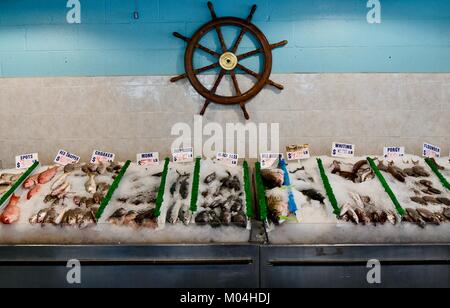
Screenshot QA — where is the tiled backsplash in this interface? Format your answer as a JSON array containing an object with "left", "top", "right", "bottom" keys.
[{"left": 0, "top": 74, "right": 448, "bottom": 168}]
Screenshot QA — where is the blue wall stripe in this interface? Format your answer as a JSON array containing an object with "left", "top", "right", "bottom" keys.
[{"left": 0, "top": 0, "right": 449, "bottom": 76}]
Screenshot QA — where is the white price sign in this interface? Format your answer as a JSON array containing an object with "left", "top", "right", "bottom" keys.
[
  {"left": 260, "top": 153, "right": 283, "bottom": 169},
  {"left": 216, "top": 152, "right": 239, "bottom": 167},
  {"left": 286, "top": 144, "right": 310, "bottom": 161},
  {"left": 383, "top": 147, "right": 405, "bottom": 159},
  {"left": 91, "top": 150, "right": 115, "bottom": 163},
  {"left": 15, "top": 153, "right": 39, "bottom": 170},
  {"left": 137, "top": 152, "right": 159, "bottom": 166},
  {"left": 423, "top": 143, "right": 441, "bottom": 158},
  {"left": 54, "top": 149, "right": 80, "bottom": 166},
  {"left": 172, "top": 147, "right": 194, "bottom": 163},
  {"left": 332, "top": 142, "right": 355, "bottom": 158}
]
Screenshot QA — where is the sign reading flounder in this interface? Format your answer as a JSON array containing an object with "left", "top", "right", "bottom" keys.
[
  {"left": 137, "top": 152, "right": 159, "bottom": 166},
  {"left": 423, "top": 143, "right": 441, "bottom": 158},
  {"left": 54, "top": 149, "right": 80, "bottom": 166},
  {"left": 332, "top": 142, "right": 355, "bottom": 158},
  {"left": 15, "top": 153, "right": 39, "bottom": 170},
  {"left": 91, "top": 150, "right": 115, "bottom": 163}
]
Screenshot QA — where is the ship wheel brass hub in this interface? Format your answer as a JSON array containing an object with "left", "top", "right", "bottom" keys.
[
  {"left": 219, "top": 52, "right": 238, "bottom": 71},
  {"left": 171, "top": 2, "right": 288, "bottom": 120}
]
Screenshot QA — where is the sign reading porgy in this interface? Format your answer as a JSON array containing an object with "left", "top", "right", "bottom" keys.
[
  {"left": 91, "top": 150, "right": 115, "bottom": 164},
  {"left": 383, "top": 147, "right": 405, "bottom": 159},
  {"left": 54, "top": 149, "right": 80, "bottom": 166}
]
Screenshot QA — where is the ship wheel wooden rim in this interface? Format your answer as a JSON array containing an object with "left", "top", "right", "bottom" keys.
[
  {"left": 186, "top": 17, "right": 272, "bottom": 106},
  {"left": 171, "top": 2, "right": 287, "bottom": 120}
]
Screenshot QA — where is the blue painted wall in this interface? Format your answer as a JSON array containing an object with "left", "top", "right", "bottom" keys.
[{"left": 0, "top": 0, "right": 449, "bottom": 76}]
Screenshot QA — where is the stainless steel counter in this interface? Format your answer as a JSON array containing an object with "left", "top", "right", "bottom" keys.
[
  {"left": 0, "top": 219, "right": 448, "bottom": 288},
  {"left": 260, "top": 244, "right": 450, "bottom": 288},
  {"left": 0, "top": 244, "right": 260, "bottom": 288}
]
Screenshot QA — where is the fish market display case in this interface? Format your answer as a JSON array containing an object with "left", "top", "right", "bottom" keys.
[
  {"left": 255, "top": 157, "right": 450, "bottom": 288},
  {"left": 260, "top": 244, "right": 450, "bottom": 288},
  {"left": 0, "top": 243, "right": 261, "bottom": 288},
  {"left": 0, "top": 160, "right": 263, "bottom": 288}
]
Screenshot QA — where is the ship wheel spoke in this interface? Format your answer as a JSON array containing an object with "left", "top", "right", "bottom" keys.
[
  {"left": 237, "top": 40, "right": 288, "bottom": 60},
  {"left": 207, "top": 2, "right": 228, "bottom": 53},
  {"left": 215, "top": 25, "right": 228, "bottom": 53},
  {"left": 200, "top": 69, "right": 226, "bottom": 116},
  {"left": 172, "top": 2, "right": 288, "bottom": 120},
  {"left": 171, "top": 62, "right": 220, "bottom": 83},
  {"left": 230, "top": 5, "right": 257, "bottom": 54},
  {"left": 230, "top": 70, "right": 241, "bottom": 96},
  {"left": 173, "top": 32, "right": 220, "bottom": 58},
  {"left": 230, "top": 70, "right": 250, "bottom": 120},
  {"left": 236, "top": 64, "right": 284, "bottom": 90}
]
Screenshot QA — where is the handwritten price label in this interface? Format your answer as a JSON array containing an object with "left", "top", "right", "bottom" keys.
[
  {"left": 332, "top": 142, "right": 355, "bottom": 158},
  {"left": 15, "top": 153, "right": 39, "bottom": 170},
  {"left": 137, "top": 152, "right": 159, "bottom": 166},
  {"left": 216, "top": 152, "right": 239, "bottom": 167},
  {"left": 383, "top": 147, "right": 405, "bottom": 159},
  {"left": 91, "top": 150, "right": 115, "bottom": 163},
  {"left": 54, "top": 149, "right": 80, "bottom": 166},
  {"left": 260, "top": 153, "right": 284, "bottom": 169},
  {"left": 172, "top": 148, "right": 194, "bottom": 163},
  {"left": 423, "top": 143, "right": 441, "bottom": 158},
  {"left": 286, "top": 144, "right": 310, "bottom": 161}
]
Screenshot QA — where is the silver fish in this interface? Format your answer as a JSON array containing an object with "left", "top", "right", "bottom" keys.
[
  {"left": 85, "top": 174, "right": 97, "bottom": 194},
  {"left": 0, "top": 185, "right": 10, "bottom": 195},
  {"left": 51, "top": 181, "right": 70, "bottom": 197},
  {"left": 108, "top": 208, "right": 127, "bottom": 225},
  {"left": 79, "top": 210, "right": 96, "bottom": 229},
  {"left": 51, "top": 174, "right": 68, "bottom": 191},
  {"left": 96, "top": 162, "right": 107, "bottom": 175},
  {"left": 179, "top": 202, "right": 192, "bottom": 225},
  {"left": 168, "top": 199, "right": 183, "bottom": 224},
  {"left": 29, "top": 208, "right": 50, "bottom": 225},
  {"left": 340, "top": 202, "right": 359, "bottom": 224}
]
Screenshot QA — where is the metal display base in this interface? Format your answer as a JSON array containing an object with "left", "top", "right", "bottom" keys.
[
  {"left": 0, "top": 220, "right": 448, "bottom": 288},
  {"left": 0, "top": 244, "right": 260, "bottom": 288},
  {"left": 260, "top": 244, "right": 450, "bottom": 288}
]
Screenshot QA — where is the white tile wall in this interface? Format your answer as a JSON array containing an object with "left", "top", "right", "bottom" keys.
[{"left": 0, "top": 74, "right": 448, "bottom": 167}]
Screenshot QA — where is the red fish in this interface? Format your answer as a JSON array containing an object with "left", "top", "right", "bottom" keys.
[
  {"left": 0, "top": 194, "right": 21, "bottom": 224},
  {"left": 27, "top": 185, "right": 41, "bottom": 200},
  {"left": 38, "top": 166, "right": 58, "bottom": 184},
  {"left": 23, "top": 174, "right": 39, "bottom": 189}
]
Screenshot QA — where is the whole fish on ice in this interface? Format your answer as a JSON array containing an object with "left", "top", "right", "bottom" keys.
[
  {"left": 0, "top": 194, "right": 21, "bottom": 224},
  {"left": 38, "top": 166, "right": 59, "bottom": 184}
]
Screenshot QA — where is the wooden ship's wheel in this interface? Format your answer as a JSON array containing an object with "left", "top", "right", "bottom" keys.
[{"left": 171, "top": 2, "right": 288, "bottom": 120}]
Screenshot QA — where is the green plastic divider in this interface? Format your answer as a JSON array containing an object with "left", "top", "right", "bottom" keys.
[
  {"left": 316, "top": 158, "right": 341, "bottom": 217},
  {"left": 425, "top": 158, "right": 450, "bottom": 191},
  {"left": 0, "top": 161, "right": 40, "bottom": 209},
  {"left": 243, "top": 161, "right": 254, "bottom": 219},
  {"left": 189, "top": 157, "right": 201, "bottom": 213},
  {"left": 96, "top": 160, "right": 131, "bottom": 220},
  {"left": 254, "top": 162, "right": 268, "bottom": 221},
  {"left": 367, "top": 157, "right": 405, "bottom": 217},
  {"left": 155, "top": 158, "right": 170, "bottom": 217}
]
